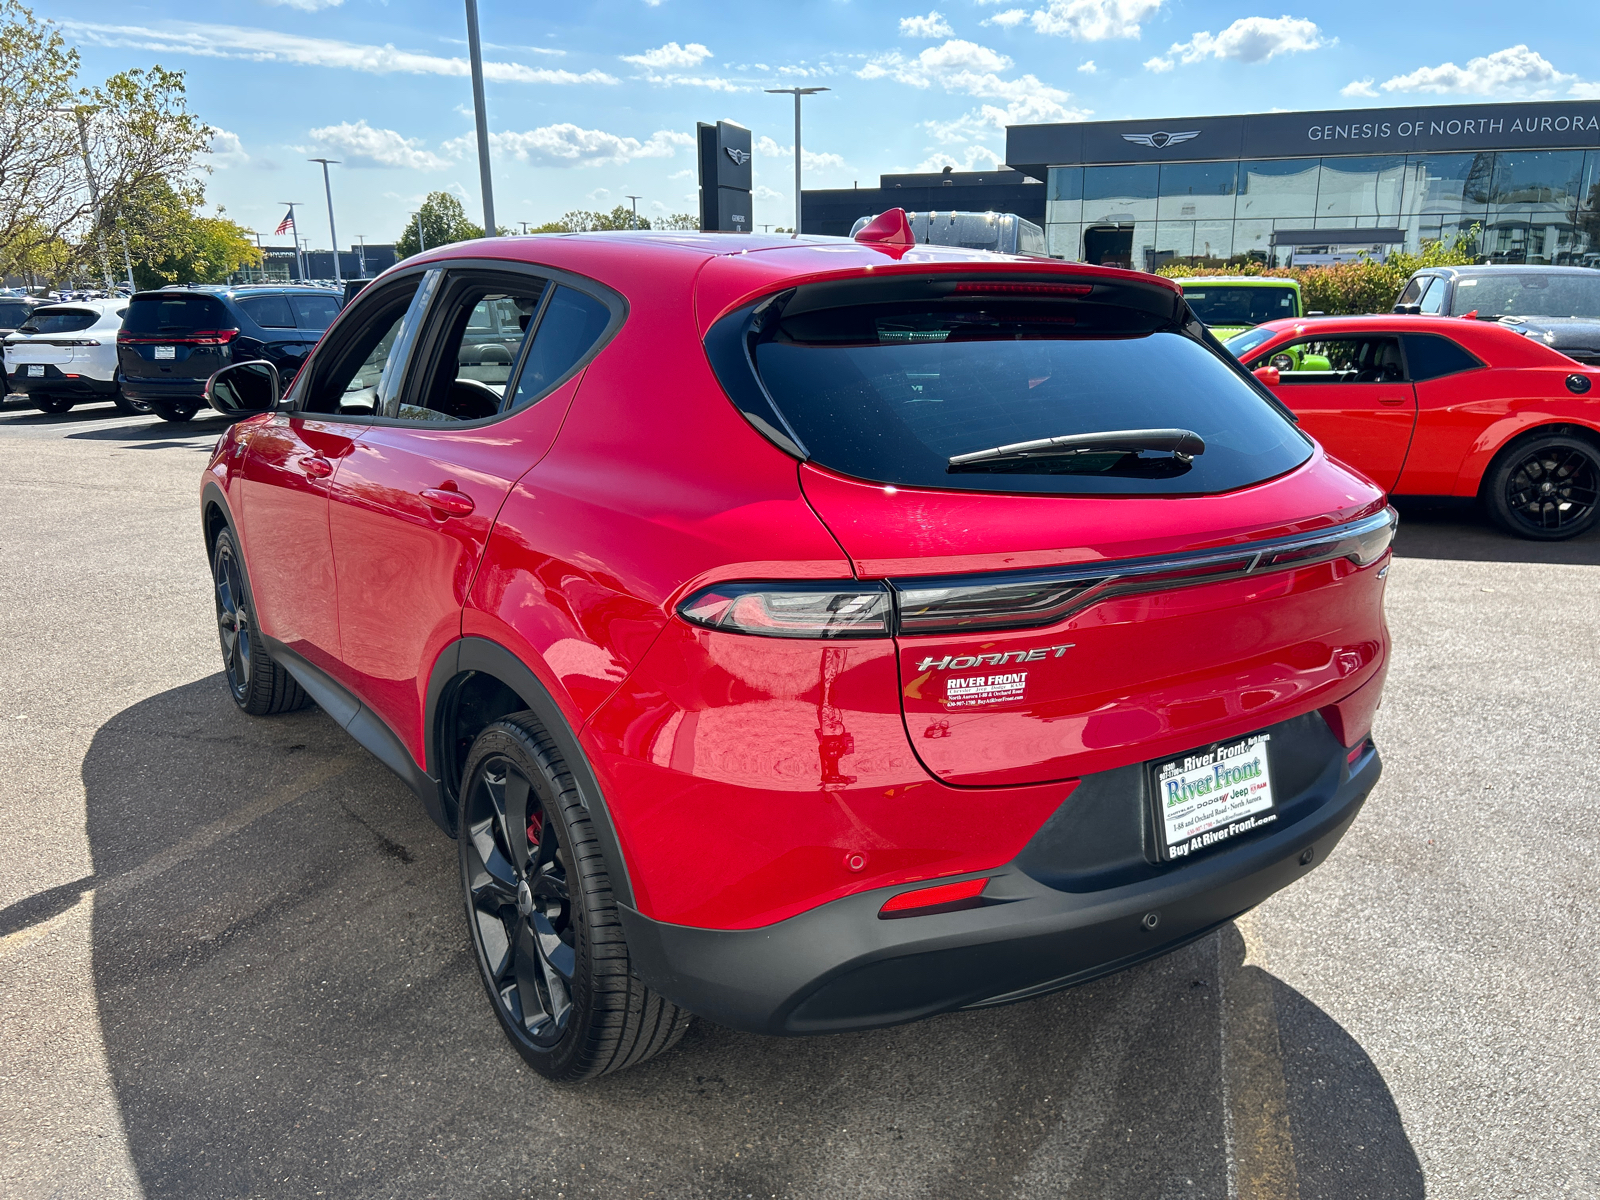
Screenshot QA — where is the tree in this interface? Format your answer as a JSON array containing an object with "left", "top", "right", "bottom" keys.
[
  {"left": 0, "top": 2, "right": 211, "bottom": 284},
  {"left": 114, "top": 181, "right": 259, "bottom": 287},
  {"left": 396, "top": 192, "right": 485, "bottom": 258},
  {"left": 654, "top": 213, "right": 700, "bottom": 231}
]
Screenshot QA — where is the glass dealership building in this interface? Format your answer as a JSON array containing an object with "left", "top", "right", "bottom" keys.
[{"left": 1004, "top": 100, "right": 1600, "bottom": 270}]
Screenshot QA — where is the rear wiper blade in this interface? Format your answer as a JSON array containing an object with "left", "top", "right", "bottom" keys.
[{"left": 948, "top": 428, "right": 1206, "bottom": 470}]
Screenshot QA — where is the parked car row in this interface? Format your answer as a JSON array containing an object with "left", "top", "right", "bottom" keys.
[{"left": 2, "top": 284, "right": 344, "bottom": 422}]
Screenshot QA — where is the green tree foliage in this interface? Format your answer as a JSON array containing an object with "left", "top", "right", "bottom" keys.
[
  {"left": 396, "top": 192, "right": 486, "bottom": 257},
  {"left": 0, "top": 1, "right": 211, "bottom": 284},
  {"left": 525, "top": 207, "right": 701, "bottom": 234},
  {"left": 115, "top": 181, "right": 259, "bottom": 286},
  {"left": 1156, "top": 227, "right": 1481, "bottom": 315}
]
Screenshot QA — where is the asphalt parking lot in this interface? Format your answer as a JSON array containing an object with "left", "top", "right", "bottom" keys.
[{"left": 2, "top": 396, "right": 1597, "bottom": 1200}]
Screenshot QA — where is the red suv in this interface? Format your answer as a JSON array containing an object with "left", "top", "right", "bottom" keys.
[{"left": 199, "top": 228, "right": 1394, "bottom": 1081}]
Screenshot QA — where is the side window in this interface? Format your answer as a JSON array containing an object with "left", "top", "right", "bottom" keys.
[
  {"left": 290, "top": 293, "right": 342, "bottom": 332},
  {"left": 299, "top": 274, "right": 432, "bottom": 417},
  {"left": 1395, "top": 277, "right": 1426, "bottom": 308},
  {"left": 0, "top": 302, "right": 29, "bottom": 326},
  {"left": 1401, "top": 334, "right": 1482, "bottom": 382},
  {"left": 239, "top": 295, "right": 295, "bottom": 328},
  {"left": 399, "top": 276, "right": 549, "bottom": 424},
  {"left": 1252, "top": 336, "right": 1406, "bottom": 384},
  {"left": 1418, "top": 277, "right": 1446, "bottom": 315},
  {"left": 505, "top": 285, "right": 613, "bottom": 412}
]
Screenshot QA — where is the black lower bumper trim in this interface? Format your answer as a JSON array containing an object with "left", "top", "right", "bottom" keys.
[{"left": 619, "top": 747, "right": 1378, "bottom": 1036}]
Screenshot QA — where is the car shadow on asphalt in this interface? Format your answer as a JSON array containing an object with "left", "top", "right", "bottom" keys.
[
  {"left": 70, "top": 675, "right": 1424, "bottom": 1200},
  {"left": 1391, "top": 496, "right": 1600, "bottom": 565}
]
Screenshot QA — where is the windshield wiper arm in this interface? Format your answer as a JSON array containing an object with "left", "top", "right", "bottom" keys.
[{"left": 948, "top": 428, "right": 1206, "bottom": 470}]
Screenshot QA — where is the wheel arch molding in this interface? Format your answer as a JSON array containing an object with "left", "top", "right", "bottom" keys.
[{"left": 426, "top": 636, "right": 635, "bottom": 909}]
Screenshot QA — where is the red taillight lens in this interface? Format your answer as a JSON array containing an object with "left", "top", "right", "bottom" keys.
[
  {"left": 951, "top": 281, "right": 1093, "bottom": 296},
  {"left": 118, "top": 328, "right": 239, "bottom": 345},
  {"left": 879, "top": 876, "right": 990, "bottom": 918},
  {"left": 678, "top": 581, "right": 891, "bottom": 639}
]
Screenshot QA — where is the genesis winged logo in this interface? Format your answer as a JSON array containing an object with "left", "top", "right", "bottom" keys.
[
  {"left": 725, "top": 146, "right": 752, "bottom": 167},
  {"left": 1121, "top": 130, "right": 1201, "bottom": 150}
]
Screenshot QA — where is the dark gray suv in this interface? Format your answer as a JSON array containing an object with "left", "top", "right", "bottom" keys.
[{"left": 1394, "top": 265, "right": 1600, "bottom": 366}]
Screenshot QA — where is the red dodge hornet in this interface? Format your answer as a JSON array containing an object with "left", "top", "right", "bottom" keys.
[{"left": 199, "top": 226, "right": 1394, "bottom": 1081}]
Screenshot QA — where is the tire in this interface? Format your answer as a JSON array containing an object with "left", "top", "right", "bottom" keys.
[
  {"left": 34, "top": 396, "right": 73, "bottom": 414},
  {"left": 1484, "top": 432, "right": 1600, "bottom": 541},
  {"left": 112, "top": 392, "right": 150, "bottom": 416},
  {"left": 151, "top": 400, "right": 199, "bottom": 423},
  {"left": 211, "top": 528, "right": 311, "bottom": 715},
  {"left": 458, "top": 714, "right": 691, "bottom": 1082}
]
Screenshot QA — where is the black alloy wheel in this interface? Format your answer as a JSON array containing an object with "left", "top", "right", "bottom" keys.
[
  {"left": 211, "top": 528, "right": 310, "bottom": 715},
  {"left": 458, "top": 716, "right": 690, "bottom": 1082},
  {"left": 34, "top": 396, "right": 73, "bottom": 413},
  {"left": 1486, "top": 433, "right": 1600, "bottom": 541},
  {"left": 151, "top": 400, "right": 199, "bottom": 423},
  {"left": 112, "top": 392, "right": 151, "bottom": 416}
]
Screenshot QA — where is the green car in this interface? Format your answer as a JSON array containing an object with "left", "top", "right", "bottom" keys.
[{"left": 1176, "top": 277, "right": 1304, "bottom": 342}]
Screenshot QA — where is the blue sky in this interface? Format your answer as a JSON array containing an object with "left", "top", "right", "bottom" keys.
[{"left": 53, "top": 1, "right": 1600, "bottom": 248}]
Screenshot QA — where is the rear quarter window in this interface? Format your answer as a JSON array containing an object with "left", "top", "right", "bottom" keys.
[
  {"left": 290, "top": 293, "right": 342, "bottom": 331},
  {"left": 1401, "top": 333, "right": 1482, "bottom": 381},
  {"left": 715, "top": 280, "right": 1311, "bottom": 497},
  {"left": 238, "top": 295, "right": 295, "bottom": 328}
]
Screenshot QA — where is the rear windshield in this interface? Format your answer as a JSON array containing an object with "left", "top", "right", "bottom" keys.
[
  {"left": 19, "top": 307, "right": 97, "bottom": 334},
  {"left": 1182, "top": 285, "right": 1298, "bottom": 327},
  {"left": 743, "top": 293, "right": 1310, "bottom": 496},
  {"left": 1450, "top": 272, "right": 1600, "bottom": 318},
  {"left": 124, "top": 294, "right": 229, "bottom": 335}
]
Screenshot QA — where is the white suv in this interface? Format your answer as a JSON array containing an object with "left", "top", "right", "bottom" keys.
[{"left": 3, "top": 299, "right": 135, "bottom": 415}]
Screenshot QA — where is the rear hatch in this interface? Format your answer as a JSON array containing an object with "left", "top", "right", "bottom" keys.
[
  {"left": 709, "top": 267, "right": 1391, "bottom": 787},
  {"left": 7, "top": 306, "right": 100, "bottom": 365},
  {"left": 118, "top": 292, "right": 236, "bottom": 383}
]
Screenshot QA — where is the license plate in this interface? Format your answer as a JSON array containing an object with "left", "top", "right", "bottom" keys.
[
  {"left": 27, "top": 364, "right": 43, "bottom": 376},
  {"left": 1150, "top": 733, "right": 1277, "bottom": 861},
  {"left": 154, "top": 346, "right": 176, "bottom": 360}
]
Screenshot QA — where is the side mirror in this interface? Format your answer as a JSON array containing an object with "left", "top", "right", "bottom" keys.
[
  {"left": 1252, "top": 365, "right": 1281, "bottom": 386},
  {"left": 206, "top": 360, "right": 280, "bottom": 416}
]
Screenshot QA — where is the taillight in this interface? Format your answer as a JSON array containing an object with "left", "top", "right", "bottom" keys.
[
  {"left": 950, "top": 281, "right": 1093, "bottom": 297},
  {"left": 679, "top": 509, "right": 1396, "bottom": 640},
  {"left": 118, "top": 329, "right": 239, "bottom": 345},
  {"left": 57, "top": 339, "right": 101, "bottom": 347},
  {"left": 678, "top": 581, "right": 891, "bottom": 639},
  {"left": 879, "top": 876, "right": 990, "bottom": 918}
]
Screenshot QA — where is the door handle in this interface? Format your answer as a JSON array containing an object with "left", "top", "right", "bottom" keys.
[
  {"left": 1378, "top": 396, "right": 1408, "bottom": 407},
  {"left": 420, "top": 487, "right": 475, "bottom": 517},
  {"left": 301, "top": 454, "right": 333, "bottom": 479}
]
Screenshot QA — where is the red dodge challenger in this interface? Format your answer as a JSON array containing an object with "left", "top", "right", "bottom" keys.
[
  {"left": 1228, "top": 315, "right": 1600, "bottom": 539},
  {"left": 198, "top": 218, "right": 1392, "bottom": 1080}
]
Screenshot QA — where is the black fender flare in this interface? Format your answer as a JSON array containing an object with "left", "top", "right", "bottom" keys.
[{"left": 426, "top": 637, "right": 635, "bottom": 909}]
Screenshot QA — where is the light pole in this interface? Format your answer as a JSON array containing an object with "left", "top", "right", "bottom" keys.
[
  {"left": 764, "top": 86, "right": 829, "bottom": 236},
  {"left": 412, "top": 212, "right": 427, "bottom": 254},
  {"left": 356, "top": 234, "right": 367, "bottom": 277},
  {"left": 279, "top": 203, "right": 305, "bottom": 279},
  {"left": 463, "top": 0, "right": 496, "bottom": 236},
  {"left": 309, "top": 157, "right": 343, "bottom": 284},
  {"left": 625, "top": 195, "right": 643, "bottom": 229},
  {"left": 49, "top": 105, "right": 113, "bottom": 290}
]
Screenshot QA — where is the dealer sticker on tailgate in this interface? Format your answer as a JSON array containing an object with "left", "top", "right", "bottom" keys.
[{"left": 1153, "top": 733, "right": 1276, "bottom": 860}]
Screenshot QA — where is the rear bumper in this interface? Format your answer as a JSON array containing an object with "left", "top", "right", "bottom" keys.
[
  {"left": 118, "top": 372, "right": 207, "bottom": 403},
  {"left": 622, "top": 734, "right": 1378, "bottom": 1035},
  {"left": 7, "top": 367, "right": 117, "bottom": 396}
]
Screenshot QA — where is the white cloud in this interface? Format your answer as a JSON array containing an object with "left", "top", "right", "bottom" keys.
[
  {"left": 983, "top": 9, "right": 1029, "bottom": 26},
  {"left": 622, "top": 41, "right": 712, "bottom": 68},
  {"left": 587, "top": 188, "right": 612, "bottom": 202},
  {"left": 1341, "top": 77, "right": 1377, "bottom": 97},
  {"left": 667, "top": 168, "right": 694, "bottom": 180},
  {"left": 754, "top": 185, "right": 785, "bottom": 201},
  {"left": 900, "top": 11, "right": 955, "bottom": 38},
  {"left": 1145, "top": 16, "right": 1325, "bottom": 72},
  {"left": 636, "top": 73, "right": 746, "bottom": 91},
  {"left": 915, "top": 144, "right": 1005, "bottom": 171},
  {"left": 1078, "top": 59, "right": 1097, "bottom": 72},
  {"left": 206, "top": 127, "right": 249, "bottom": 167},
  {"left": 311, "top": 119, "right": 455, "bottom": 169},
  {"left": 1376, "top": 45, "right": 1575, "bottom": 97},
  {"left": 56, "top": 19, "right": 619, "bottom": 84},
  {"left": 1028, "top": 0, "right": 1165, "bottom": 41},
  {"left": 260, "top": 0, "right": 342, "bottom": 9},
  {"left": 755, "top": 135, "right": 847, "bottom": 170},
  {"left": 859, "top": 38, "right": 1080, "bottom": 121},
  {"left": 454, "top": 124, "right": 694, "bottom": 168}
]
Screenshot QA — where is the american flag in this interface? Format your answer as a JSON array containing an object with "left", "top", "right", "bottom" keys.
[{"left": 274, "top": 208, "right": 295, "bottom": 236}]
